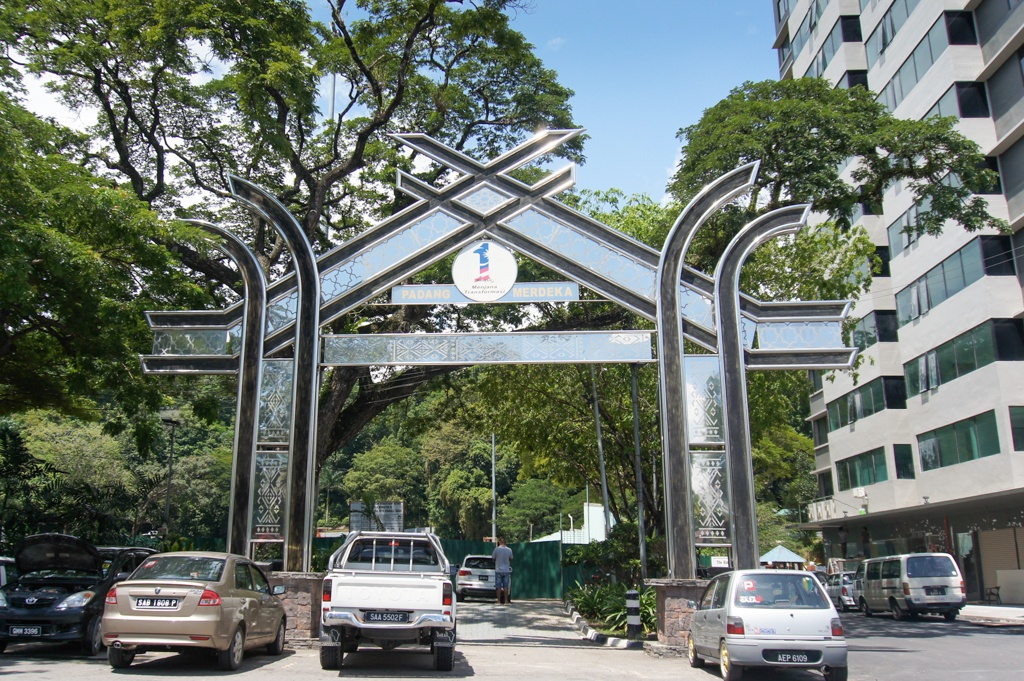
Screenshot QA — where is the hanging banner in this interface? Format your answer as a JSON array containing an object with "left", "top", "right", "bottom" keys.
[{"left": 691, "top": 449, "right": 730, "bottom": 546}]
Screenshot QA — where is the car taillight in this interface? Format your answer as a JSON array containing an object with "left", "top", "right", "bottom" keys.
[
  {"left": 726, "top": 617, "right": 744, "bottom": 635},
  {"left": 902, "top": 582, "right": 910, "bottom": 596},
  {"left": 198, "top": 589, "right": 222, "bottom": 606},
  {"left": 959, "top": 580, "right": 965, "bottom": 594},
  {"left": 323, "top": 579, "right": 332, "bottom": 603},
  {"left": 105, "top": 588, "right": 117, "bottom": 605},
  {"left": 442, "top": 581, "right": 452, "bottom": 606},
  {"left": 841, "top": 586, "right": 848, "bottom": 597},
  {"left": 830, "top": 618, "right": 845, "bottom": 637},
  {"left": 458, "top": 569, "right": 471, "bottom": 576}
]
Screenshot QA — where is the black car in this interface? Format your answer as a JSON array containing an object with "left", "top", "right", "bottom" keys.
[{"left": 0, "top": 534, "right": 155, "bottom": 655}]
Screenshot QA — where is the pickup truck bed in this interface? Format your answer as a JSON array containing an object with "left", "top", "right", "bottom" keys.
[{"left": 319, "top": 531, "right": 456, "bottom": 671}]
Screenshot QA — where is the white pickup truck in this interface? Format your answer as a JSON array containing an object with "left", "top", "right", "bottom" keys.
[{"left": 319, "top": 531, "right": 457, "bottom": 671}]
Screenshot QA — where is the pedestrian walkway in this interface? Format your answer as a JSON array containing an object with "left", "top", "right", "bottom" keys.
[
  {"left": 961, "top": 602, "right": 1024, "bottom": 625},
  {"left": 456, "top": 599, "right": 598, "bottom": 647}
]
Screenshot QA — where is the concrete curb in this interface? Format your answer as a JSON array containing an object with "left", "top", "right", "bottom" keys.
[{"left": 562, "top": 601, "right": 645, "bottom": 649}]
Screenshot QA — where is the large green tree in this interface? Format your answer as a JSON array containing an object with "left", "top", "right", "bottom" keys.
[
  {"left": 1, "top": 0, "right": 582, "bottom": 478},
  {"left": 0, "top": 93, "right": 203, "bottom": 424}
]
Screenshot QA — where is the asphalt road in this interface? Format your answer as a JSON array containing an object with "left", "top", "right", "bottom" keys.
[{"left": 0, "top": 603, "right": 1021, "bottom": 681}]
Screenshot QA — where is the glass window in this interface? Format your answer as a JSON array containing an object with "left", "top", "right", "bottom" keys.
[
  {"left": 954, "top": 420, "right": 980, "bottom": 463},
  {"left": 894, "top": 444, "right": 916, "bottom": 479},
  {"left": 877, "top": 311, "right": 899, "bottom": 342},
  {"left": 870, "top": 379, "right": 885, "bottom": 413},
  {"left": 945, "top": 12, "right": 977, "bottom": 45},
  {"left": 994, "top": 320, "right": 1024, "bottom": 360},
  {"left": 936, "top": 342, "right": 957, "bottom": 383},
  {"left": 974, "top": 322, "right": 996, "bottom": 367},
  {"left": 925, "top": 265, "right": 947, "bottom": 306},
  {"left": 926, "top": 351, "right": 939, "bottom": 388},
  {"left": 837, "top": 460, "right": 852, "bottom": 491},
  {"left": 896, "top": 288, "right": 915, "bottom": 326},
  {"left": 905, "top": 357, "right": 921, "bottom": 396},
  {"left": 954, "top": 332, "right": 977, "bottom": 375},
  {"left": 909, "top": 281, "right": 921, "bottom": 318},
  {"left": 711, "top": 575, "right": 731, "bottom": 609},
  {"left": 919, "top": 433, "right": 940, "bottom": 471},
  {"left": 1010, "top": 407, "right": 1024, "bottom": 451},
  {"left": 235, "top": 563, "right": 254, "bottom": 591},
  {"left": 960, "top": 240, "right": 984, "bottom": 285},
  {"left": 956, "top": 82, "right": 990, "bottom": 117},
  {"left": 944, "top": 251, "right": 966, "bottom": 296},
  {"left": 937, "top": 426, "right": 959, "bottom": 467},
  {"left": 976, "top": 411, "right": 1001, "bottom": 457},
  {"left": 733, "top": 573, "right": 829, "bottom": 609},
  {"left": 981, "top": 236, "right": 1015, "bottom": 274},
  {"left": 882, "top": 560, "right": 901, "bottom": 579}
]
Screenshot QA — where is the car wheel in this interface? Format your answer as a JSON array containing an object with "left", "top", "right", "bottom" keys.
[
  {"left": 943, "top": 610, "right": 958, "bottom": 622},
  {"left": 319, "top": 644, "right": 342, "bottom": 670},
  {"left": 687, "top": 635, "right": 704, "bottom": 668},
  {"left": 823, "top": 665, "right": 849, "bottom": 681},
  {"left": 218, "top": 627, "right": 245, "bottom": 671},
  {"left": 456, "top": 592, "right": 465, "bottom": 603},
  {"left": 719, "top": 640, "right": 743, "bottom": 681},
  {"left": 890, "top": 600, "right": 905, "bottom": 621},
  {"left": 82, "top": 615, "right": 104, "bottom": 656},
  {"left": 108, "top": 646, "right": 136, "bottom": 669},
  {"left": 860, "top": 598, "right": 872, "bottom": 617},
  {"left": 267, "top": 619, "right": 286, "bottom": 655},
  {"left": 433, "top": 644, "right": 454, "bottom": 672}
]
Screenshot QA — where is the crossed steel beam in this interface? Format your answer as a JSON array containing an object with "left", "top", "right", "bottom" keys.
[{"left": 141, "top": 130, "right": 858, "bottom": 575}]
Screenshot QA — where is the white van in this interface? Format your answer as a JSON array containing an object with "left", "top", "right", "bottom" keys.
[{"left": 857, "top": 553, "right": 965, "bottom": 621}]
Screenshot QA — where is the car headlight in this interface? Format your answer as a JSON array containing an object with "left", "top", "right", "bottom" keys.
[
  {"left": 54, "top": 590, "right": 97, "bottom": 610},
  {"left": 0, "top": 590, "right": 7, "bottom": 608}
]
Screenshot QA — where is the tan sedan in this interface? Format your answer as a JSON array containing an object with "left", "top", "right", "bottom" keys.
[{"left": 101, "top": 551, "right": 286, "bottom": 670}]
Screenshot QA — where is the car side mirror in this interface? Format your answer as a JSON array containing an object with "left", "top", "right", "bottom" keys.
[
  {"left": 688, "top": 599, "right": 698, "bottom": 610},
  {"left": 272, "top": 584, "right": 286, "bottom": 596},
  {"left": 449, "top": 565, "right": 459, "bottom": 578}
]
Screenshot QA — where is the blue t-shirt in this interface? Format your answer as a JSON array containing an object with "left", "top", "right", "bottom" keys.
[{"left": 492, "top": 545, "right": 513, "bottom": 572}]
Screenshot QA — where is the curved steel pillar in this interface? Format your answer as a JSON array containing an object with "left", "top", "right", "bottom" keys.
[
  {"left": 713, "top": 204, "right": 810, "bottom": 570},
  {"left": 188, "top": 221, "right": 268, "bottom": 556},
  {"left": 229, "top": 177, "right": 321, "bottom": 572},
  {"left": 655, "top": 163, "right": 758, "bottom": 579}
]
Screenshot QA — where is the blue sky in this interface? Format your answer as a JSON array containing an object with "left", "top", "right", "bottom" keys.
[{"left": 508, "top": 1, "right": 781, "bottom": 201}]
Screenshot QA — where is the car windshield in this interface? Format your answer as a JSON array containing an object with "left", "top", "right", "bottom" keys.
[
  {"left": 131, "top": 556, "right": 225, "bottom": 581},
  {"left": 907, "top": 555, "right": 958, "bottom": 578},
  {"left": 464, "top": 557, "right": 494, "bottom": 570},
  {"left": 734, "top": 573, "right": 830, "bottom": 609}
]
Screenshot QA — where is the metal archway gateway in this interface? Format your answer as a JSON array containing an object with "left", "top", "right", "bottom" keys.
[{"left": 141, "top": 130, "right": 856, "bottom": 574}]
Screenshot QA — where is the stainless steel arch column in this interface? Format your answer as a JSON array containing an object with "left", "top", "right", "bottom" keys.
[
  {"left": 229, "top": 177, "right": 321, "bottom": 572},
  {"left": 655, "top": 163, "right": 758, "bottom": 579},
  {"left": 188, "top": 221, "right": 268, "bottom": 556},
  {"left": 713, "top": 204, "right": 811, "bottom": 570}
]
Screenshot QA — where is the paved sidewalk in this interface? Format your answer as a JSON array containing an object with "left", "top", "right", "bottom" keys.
[
  {"left": 960, "top": 602, "right": 1024, "bottom": 625},
  {"left": 457, "top": 598, "right": 598, "bottom": 647}
]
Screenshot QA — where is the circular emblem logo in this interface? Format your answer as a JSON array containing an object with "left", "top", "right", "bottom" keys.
[{"left": 452, "top": 241, "right": 518, "bottom": 302}]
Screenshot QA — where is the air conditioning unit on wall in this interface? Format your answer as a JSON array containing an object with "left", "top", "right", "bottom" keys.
[{"left": 852, "top": 487, "right": 867, "bottom": 499}]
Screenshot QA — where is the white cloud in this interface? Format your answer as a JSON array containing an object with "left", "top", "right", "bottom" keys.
[{"left": 547, "top": 36, "right": 566, "bottom": 51}]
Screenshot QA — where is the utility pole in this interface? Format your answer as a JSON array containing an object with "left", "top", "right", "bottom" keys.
[
  {"left": 590, "top": 366, "right": 612, "bottom": 534},
  {"left": 491, "top": 433, "right": 497, "bottom": 542}
]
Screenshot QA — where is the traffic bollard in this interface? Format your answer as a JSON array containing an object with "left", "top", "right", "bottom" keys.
[{"left": 626, "top": 589, "right": 641, "bottom": 640}]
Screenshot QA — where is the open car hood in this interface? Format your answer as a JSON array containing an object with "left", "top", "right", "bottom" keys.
[{"left": 14, "top": 533, "right": 101, "bottom": 575}]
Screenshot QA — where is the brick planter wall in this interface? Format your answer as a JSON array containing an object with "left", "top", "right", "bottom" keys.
[
  {"left": 268, "top": 572, "right": 323, "bottom": 646},
  {"left": 646, "top": 578, "right": 708, "bottom": 648}
]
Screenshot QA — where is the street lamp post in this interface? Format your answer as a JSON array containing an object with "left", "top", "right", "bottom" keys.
[{"left": 161, "top": 415, "right": 181, "bottom": 535}]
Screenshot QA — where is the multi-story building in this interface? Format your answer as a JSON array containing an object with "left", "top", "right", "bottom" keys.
[{"left": 772, "top": 0, "right": 1024, "bottom": 602}]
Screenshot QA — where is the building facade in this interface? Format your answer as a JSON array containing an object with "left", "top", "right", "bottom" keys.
[{"left": 772, "top": 0, "right": 1024, "bottom": 601}]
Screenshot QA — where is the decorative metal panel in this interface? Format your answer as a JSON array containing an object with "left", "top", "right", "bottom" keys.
[
  {"left": 755, "top": 320, "right": 844, "bottom": 349},
  {"left": 691, "top": 450, "right": 730, "bottom": 546},
  {"left": 258, "top": 359, "right": 294, "bottom": 443},
  {"left": 454, "top": 184, "right": 514, "bottom": 216},
  {"left": 504, "top": 209, "right": 657, "bottom": 301},
  {"left": 319, "top": 211, "right": 465, "bottom": 304},
  {"left": 252, "top": 444, "right": 288, "bottom": 540},
  {"left": 679, "top": 284, "right": 716, "bottom": 330},
  {"left": 266, "top": 291, "right": 298, "bottom": 336},
  {"left": 684, "top": 356, "right": 723, "bottom": 445},
  {"left": 152, "top": 329, "right": 230, "bottom": 355},
  {"left": 321, "top": 331, "right": 654, "bottom": 365}
]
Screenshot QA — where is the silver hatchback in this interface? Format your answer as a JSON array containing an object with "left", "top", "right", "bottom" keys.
[{"left": 688, "top": 569, "right": 848, "bottom": 681}]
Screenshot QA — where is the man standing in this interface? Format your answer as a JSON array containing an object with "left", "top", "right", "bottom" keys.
[{"left": 492, "top": 538, "right": 513, "bottom": 605}]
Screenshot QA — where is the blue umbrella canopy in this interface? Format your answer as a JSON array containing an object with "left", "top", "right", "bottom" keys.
[{"left": 760, "top": 545, "right": 806, "bottom": 564}]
